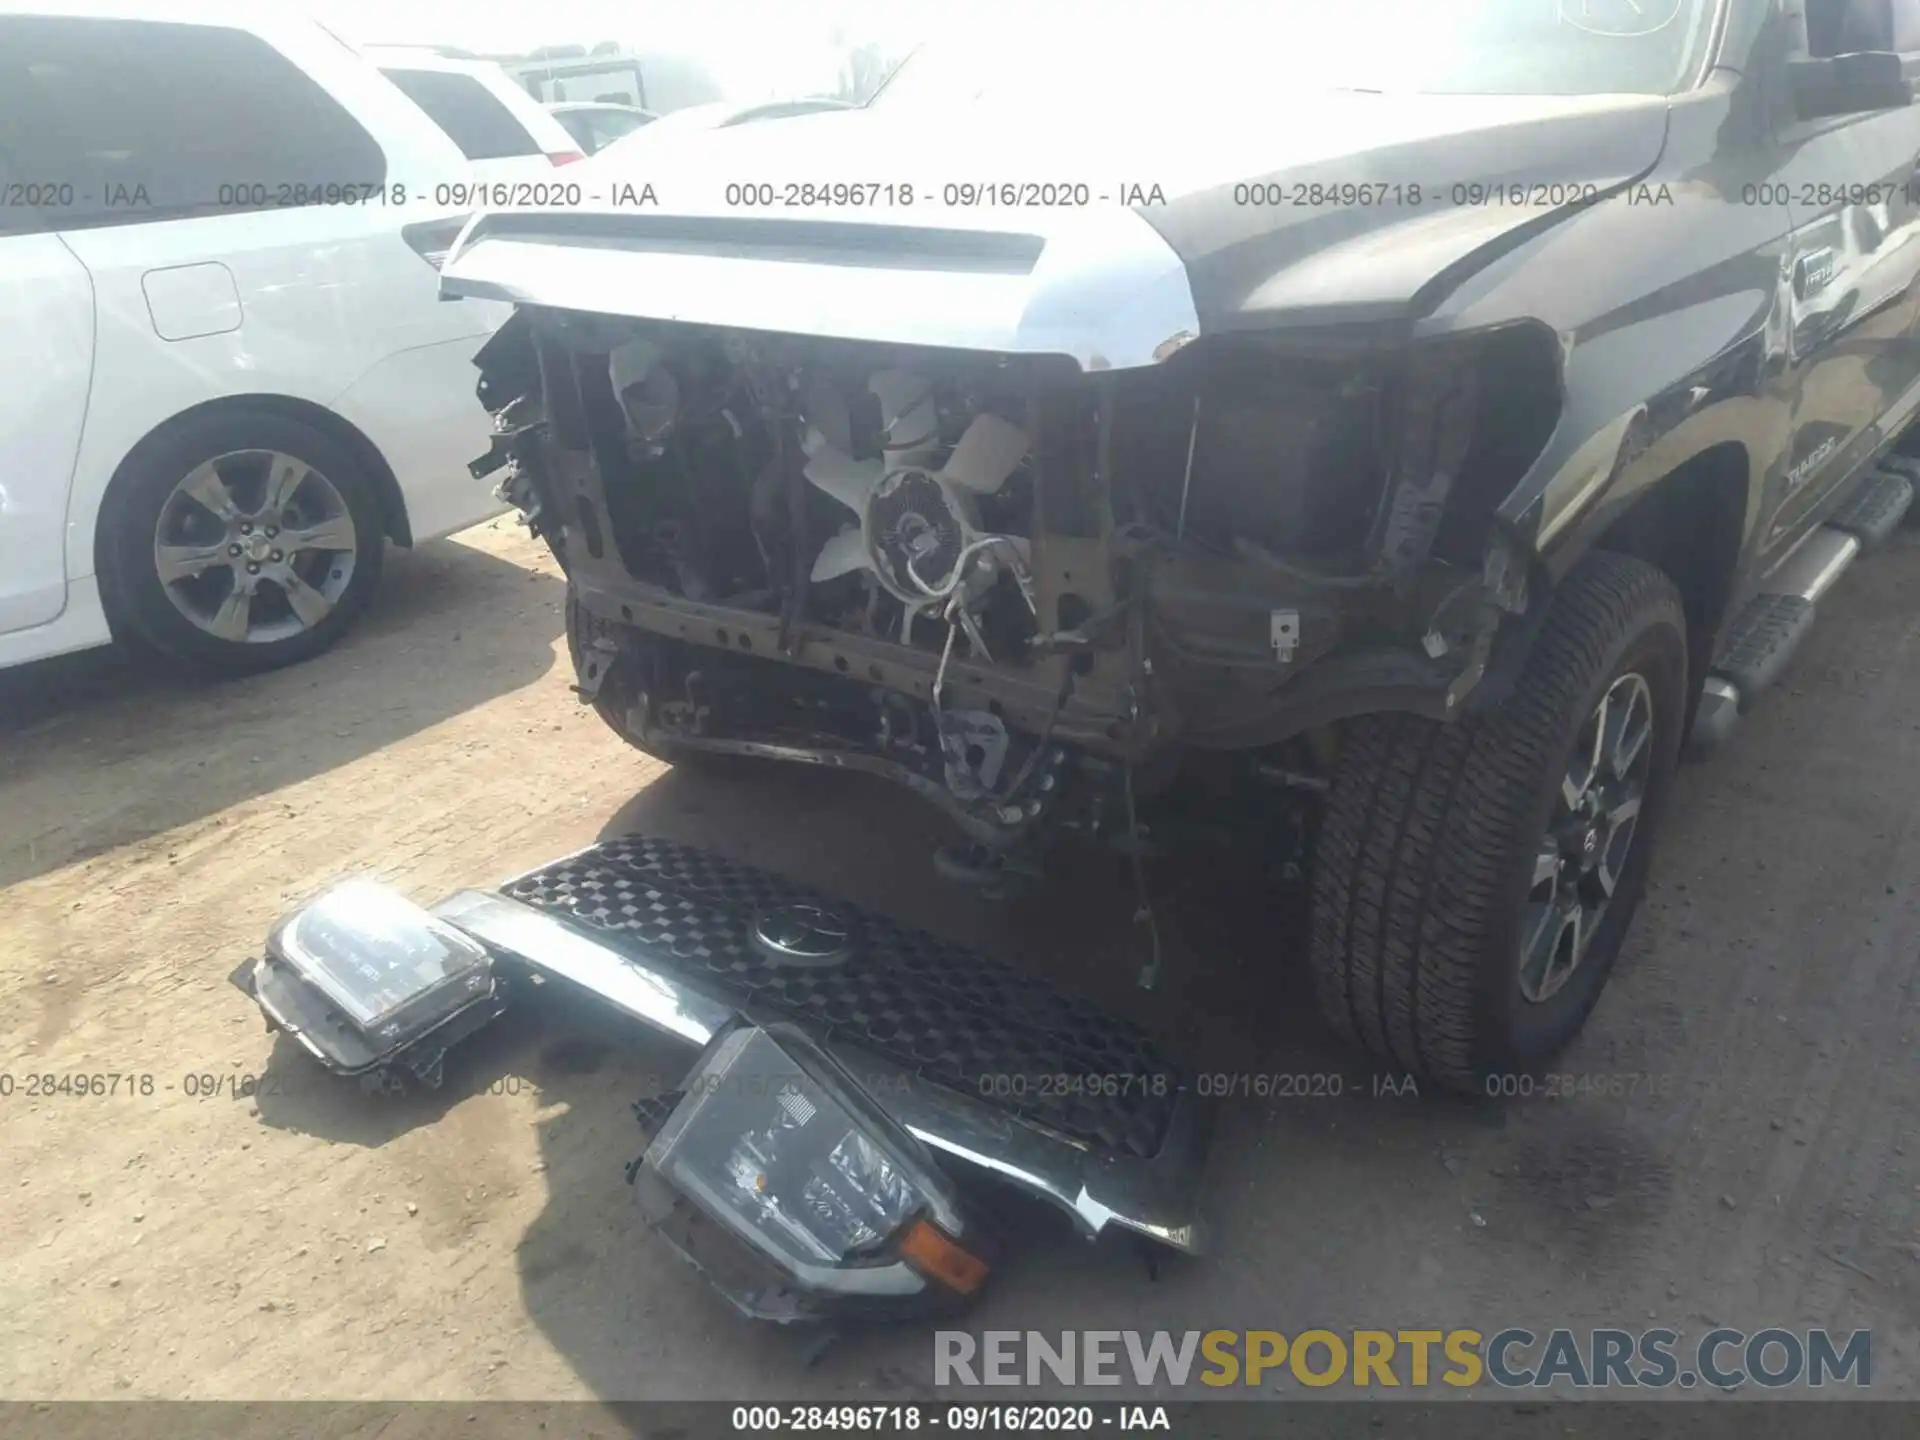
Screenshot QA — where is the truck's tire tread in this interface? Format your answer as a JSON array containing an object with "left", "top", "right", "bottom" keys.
[{"left": 1311, "top": 552, "right": 1686, "bottom": 1089}]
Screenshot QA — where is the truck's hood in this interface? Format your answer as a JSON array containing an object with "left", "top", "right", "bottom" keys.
[{"left": 440, "top": 91, "right": 1670, "bottom": 368}]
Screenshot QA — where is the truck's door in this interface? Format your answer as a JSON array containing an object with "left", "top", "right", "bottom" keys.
[
  {"left": 1769, "top": 0, "right": 1920, "bottom": 560},
  {"left": 0, "top": 149, "right": 95, "bottom": 635}
]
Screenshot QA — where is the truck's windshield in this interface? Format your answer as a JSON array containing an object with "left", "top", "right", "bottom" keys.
[{"left": 870, "top": 0, "right": 1717, "bottom": 106}]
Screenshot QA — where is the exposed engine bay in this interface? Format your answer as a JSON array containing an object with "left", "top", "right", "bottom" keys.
[{"left": 469, "top": 308, "right": 1550, "bottom": 864}]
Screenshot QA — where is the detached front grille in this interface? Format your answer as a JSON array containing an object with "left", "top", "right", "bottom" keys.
[{"left": 502, "top": 835, "right": 1185, "bottom": 1159}]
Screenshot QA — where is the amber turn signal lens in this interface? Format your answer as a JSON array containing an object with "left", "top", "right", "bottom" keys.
[{"left": 899, "top": 1218, "right": 989, "bottom": 1295}]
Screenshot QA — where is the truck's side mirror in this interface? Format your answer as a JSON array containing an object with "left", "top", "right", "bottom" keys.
[{"left": 1789, "top": 49, "right": 1920, "bottom": 117}]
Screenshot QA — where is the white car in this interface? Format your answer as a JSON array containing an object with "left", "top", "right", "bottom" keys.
[
  {"left": 0, "top": 2, "right": 510, "bottom": 673},
  {"left": 364, "top": 47, "right": 585, "bottom": 178}
]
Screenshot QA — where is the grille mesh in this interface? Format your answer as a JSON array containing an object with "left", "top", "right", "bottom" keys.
[{"left": 503, "top": 835, "right": 1183, "bottom": 1158}]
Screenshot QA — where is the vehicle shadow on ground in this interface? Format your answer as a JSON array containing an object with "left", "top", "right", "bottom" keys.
[
  {"left": 0, "top": 532, "right": 561, "bottom": 889},
  {"left": 584, "top": 760, "right": 1347, "bottom": 1070}
]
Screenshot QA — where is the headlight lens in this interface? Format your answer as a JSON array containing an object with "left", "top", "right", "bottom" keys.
[
  {"left": 267, "top": 879, "right": 493, "bottom": 1047},
  {"left": 644, "top": 1025, "right": 975, "bottom": 1289}
]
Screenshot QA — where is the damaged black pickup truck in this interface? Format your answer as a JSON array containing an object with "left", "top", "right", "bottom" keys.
[{"left": 237, "top": 1, "right": 1920, "bottom": 1320}]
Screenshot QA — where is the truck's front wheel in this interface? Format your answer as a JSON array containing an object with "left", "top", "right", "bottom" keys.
[{"left": 1308, "top": 551, "right": 1688, "bottom": 1093}]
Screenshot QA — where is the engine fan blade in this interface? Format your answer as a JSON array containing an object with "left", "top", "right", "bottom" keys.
[
  {"left": 939, "top": 413, "right": 1029, "bottom": 494},
  {"left": 802, "top": 373, "right": 853, "bottom": 458},
  {"left": 608, "top": 338, "right": 678, "bottom": 442},
  {"left": 607, "top": 337, "right": 660, "bottom": 395},
  {"left": 809, "top": 525, "right": 871, "bottom": 583},
  {"left": 869, "top": 369, "right": 931, "bottom": 427},
  {"left": 801, "top": 432, "right": 883, "bottom": 514},
  {"left": 869, "top": 369, "right": 938, "bottom": 457}
]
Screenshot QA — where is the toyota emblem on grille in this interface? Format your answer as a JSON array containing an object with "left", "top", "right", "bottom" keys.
[{"left": 752, "top": 903, "right": 854, "bottom": 967}]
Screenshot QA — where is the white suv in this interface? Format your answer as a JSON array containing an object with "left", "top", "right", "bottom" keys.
[{"left": 0, "top": 2, "right": 509, "bottom": 673}]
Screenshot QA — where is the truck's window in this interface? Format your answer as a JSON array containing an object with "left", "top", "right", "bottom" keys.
[
  {"left": 0, "top": 16, "right": 384, "bottom": 229},
  {"left": 382, "top": 69, "right": 540, "bottom": 159},
  {"left": 872, "top": 0, "right": 1719, "bottom": 103}
]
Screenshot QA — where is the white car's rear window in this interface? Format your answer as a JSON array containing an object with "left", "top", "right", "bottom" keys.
[{"left": 0, "top": 14, "right": 385, "bottom": 227}]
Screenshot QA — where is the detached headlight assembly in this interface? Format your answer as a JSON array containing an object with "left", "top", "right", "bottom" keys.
[
  {"left": 638, "top": 1023, "right": 990, "bottom": 1322},
  {"left": 239, "top": 880, "right": 501, "bottom": 1084}
]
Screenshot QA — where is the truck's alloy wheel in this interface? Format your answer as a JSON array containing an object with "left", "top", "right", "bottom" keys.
[
  {"left": 1308, "top": 551, "right": 1687, "bottom": 1092},
  {"left": 1520, "top": 670, "right": 1653, "bottom": 1004},
  {"left": 101, "top": 411, "right": 385, "bottom": 673}
]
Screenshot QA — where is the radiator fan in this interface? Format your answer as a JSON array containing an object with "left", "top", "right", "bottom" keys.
[{"left": 803, "top": 371, "right": 1030, "bottom": 626}]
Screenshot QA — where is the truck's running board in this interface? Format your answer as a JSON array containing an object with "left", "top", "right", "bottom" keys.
[
  {"left": 1829, "top": 463, "right": 1918, "bottom": 546},
  {"left": 1712, "top": 591, "right": 1821, "bottom": 701},
  {"left": 1689, "top": 465, "right": 1912, "bottom": 754}
]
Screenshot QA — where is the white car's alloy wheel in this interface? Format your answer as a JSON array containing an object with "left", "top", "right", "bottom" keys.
[{"left": 152, "top": 449, "right": 359, "bottom": 645}]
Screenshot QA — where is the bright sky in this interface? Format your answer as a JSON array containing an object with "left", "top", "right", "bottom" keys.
[{"left": 305, "top": 0, "right": 941, "bottom": 98}]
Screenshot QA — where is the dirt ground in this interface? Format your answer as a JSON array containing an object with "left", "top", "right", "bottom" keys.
[{"left": 4, "top": 515, "right": 1920, "bottom": 1403}]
